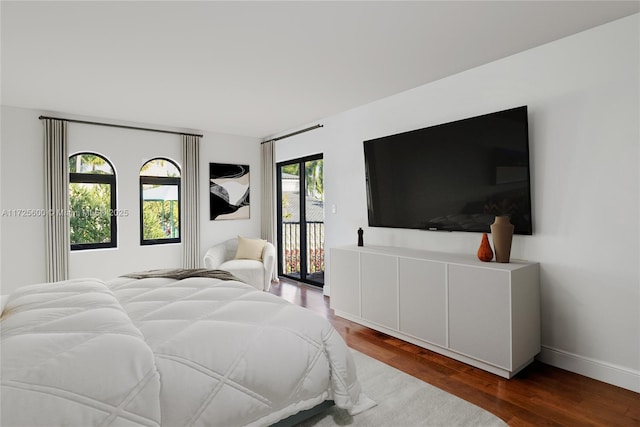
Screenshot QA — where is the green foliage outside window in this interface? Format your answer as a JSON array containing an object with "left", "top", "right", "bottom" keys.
[
  {"left": 70, "top": 153, "right": 112, "bottom": 174},
  {"left": 139, "top": 158, "right": 181, "bottom": 245},
  {"left": 281, "top": 164, "right": 299, "bottom": 175},
  {"left": 69, "top": 153, "right": 116, "bottom": 249},
  {"left": 70, "top": 183, "right": 112, "bottom": 245},
  {"left": 305, "top": 159, "right": 323, "bottom": 200},
  {"left": 142, "top": 198, "right": 179, "bottom": 240},
  {"left": 281, "top": 160, "right": 323, "bottom": 199}
]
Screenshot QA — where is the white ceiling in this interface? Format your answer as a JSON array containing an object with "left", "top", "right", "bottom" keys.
[{"left": 2, "top": 1, "right": 638, "bottom": 139}]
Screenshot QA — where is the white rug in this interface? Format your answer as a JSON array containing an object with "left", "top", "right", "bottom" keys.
[{"left": 298, "top": 350, "right": 508, "bottom": 426}]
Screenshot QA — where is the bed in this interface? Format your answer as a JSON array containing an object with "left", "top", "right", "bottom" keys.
[{"left": 0, "top": 269, "right": 373, "bottom": 426}]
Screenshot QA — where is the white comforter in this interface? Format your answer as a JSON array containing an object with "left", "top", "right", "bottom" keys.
[
  {"left": 1, "top": 275, "right": 367, "bottom": 426},
  {"left": 0, "top": 279, "right": 162, "bottom": 427}
]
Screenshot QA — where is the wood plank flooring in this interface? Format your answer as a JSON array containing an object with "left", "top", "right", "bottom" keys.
[{"left": 269, "top": 279, "right": 640, "bottom": 426}]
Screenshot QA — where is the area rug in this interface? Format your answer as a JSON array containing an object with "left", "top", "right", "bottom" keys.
[{"left": 297, "top": 350, "right": 508, "bottom": 426}]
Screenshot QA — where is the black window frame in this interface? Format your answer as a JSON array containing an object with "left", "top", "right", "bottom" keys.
[
  {"left": 69, "top": 153, "right": 117, "bottom": 251},
  {"left": 276, "top": 153, "right": 324, "bottom": 287},
  {"left": 139, "top": 158, "right": 181, "bottom": 246}
]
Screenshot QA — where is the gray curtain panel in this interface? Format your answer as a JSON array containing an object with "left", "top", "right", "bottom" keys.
[
  {"left": 43, "top": 118, "right": 69, "bottom": 282},
  {"left": 181, "top": 134, "right": 200, "bottom": 268},
  {"left": 261, "top": 140, "right": 278, "bottom": 282}
]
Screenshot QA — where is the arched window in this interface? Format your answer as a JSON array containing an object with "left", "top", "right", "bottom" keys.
[
  {"left": 69, "top": 152, "right": 117, "bottom": 250},
  {"left": 140, "top": 158, "right": 181, "bottom": 245}
]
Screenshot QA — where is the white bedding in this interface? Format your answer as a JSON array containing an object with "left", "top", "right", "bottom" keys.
[
  {"left": 1, "top": 275, "right": 369, "bottom": 426},
  {"left": 0, "top": 279, "right": 162, "bottom": 426}
]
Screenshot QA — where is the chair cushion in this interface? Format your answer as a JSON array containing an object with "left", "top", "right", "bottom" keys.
[
  {"left": 219, "top": 259, "right": 264, "bottom": 290},
  {"left": 235, "top": 236, "right": 267, "bottom": 261}
]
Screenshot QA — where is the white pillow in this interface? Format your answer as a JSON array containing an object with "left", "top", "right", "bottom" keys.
[{"left": 235, "top": 236, "right": 267, "bottom": 261}]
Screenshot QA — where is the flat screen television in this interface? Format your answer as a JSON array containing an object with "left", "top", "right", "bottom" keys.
[{"left": 363, "top": 106, "right": 532, "bottom": 235}]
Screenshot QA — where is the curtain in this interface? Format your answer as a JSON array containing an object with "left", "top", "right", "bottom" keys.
[
  {"left": 181, "top": 134, "right": 200, "bottom": 268},
  {"left": 261, "top": 140, "right": 278, "bottom": 282},
  {"left": 43, "top": 119, "right": 69, "bottom": 282}
]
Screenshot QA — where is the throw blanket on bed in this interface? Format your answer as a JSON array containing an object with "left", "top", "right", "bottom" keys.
[
  {"left": 1, "top": 275, "right": 371, "bottom": 427},
  {"left": 121, "top": 268, "right": 240, "bottom": 281}
]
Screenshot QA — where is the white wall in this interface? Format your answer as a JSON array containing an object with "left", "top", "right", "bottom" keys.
[
  {"left": 0, "top": 106, "right": 261, "bottom": 293},
  {"left": 1, "top": 107, "right": 46, "bottom": 289},
  {"left": 276, "top": 15, "right": 640, "bottom": 391},
  {"left": 199, "top": 131, "right": 262, "bottom": 253},
  {"left": 0, "top": 112, "right": 2, "bottom": 288}
]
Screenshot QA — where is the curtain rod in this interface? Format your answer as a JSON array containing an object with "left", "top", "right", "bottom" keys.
[
  {"left": 38, "top": 115, "right": 204, "bottom": 138},
  {"left": 261, "top": 124, "right": 323, "bottom": 144}
]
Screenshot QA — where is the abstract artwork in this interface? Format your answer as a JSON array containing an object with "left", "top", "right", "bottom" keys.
[{"left": 209, "top": 163, "right": 250, "bottom": 220}]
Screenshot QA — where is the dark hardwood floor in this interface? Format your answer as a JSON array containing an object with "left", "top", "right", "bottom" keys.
[{"left": 269, "top": 279, "right": 640, "bottom": 426}]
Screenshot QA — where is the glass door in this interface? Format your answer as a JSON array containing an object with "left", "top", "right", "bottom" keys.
[{"left": 277, "top": 154, "right": 324, "bottom": 287}]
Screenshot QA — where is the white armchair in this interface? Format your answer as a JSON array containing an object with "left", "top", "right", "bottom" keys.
[{"left": 203, "top": 237, "right": 276, "bottom": 291}]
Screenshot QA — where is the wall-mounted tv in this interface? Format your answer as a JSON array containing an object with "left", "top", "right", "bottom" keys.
[{"left": 363, "top": 106, "right": 532, "bottom": 235}]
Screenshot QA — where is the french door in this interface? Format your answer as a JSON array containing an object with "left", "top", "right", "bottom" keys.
[{"left": 276, "top": 154, "right": 324, "bottom": 287}]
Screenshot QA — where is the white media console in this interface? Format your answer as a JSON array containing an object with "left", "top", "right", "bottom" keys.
[{"left": 330, "top": 245, "right": 540, "bottom": 378}]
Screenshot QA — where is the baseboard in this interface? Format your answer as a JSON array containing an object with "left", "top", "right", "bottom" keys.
[{"left": 537, "top": 345, "right": 640, "bottom": 393}]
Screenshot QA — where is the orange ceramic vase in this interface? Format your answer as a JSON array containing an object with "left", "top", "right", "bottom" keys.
[{"left": 477, "top": 232, "right": 494, "bottom": 262}]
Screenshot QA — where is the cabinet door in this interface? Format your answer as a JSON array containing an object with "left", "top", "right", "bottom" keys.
[
  {"left": 448, "top": 264, "right": 511, "bottom": 369},
  {"left": 398, "top": 258, "right": 447, "bottom": 347},
  {"left": 329, "top": 248, "right": 360, "bottom": 317},
  {"left": 361, "top": 253, "right": 398, "bottom": 330}
]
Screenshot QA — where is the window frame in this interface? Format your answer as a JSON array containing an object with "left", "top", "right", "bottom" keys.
[
  {"left": 139, "top": 158, "right": 181, "bottom": 246},
  {"left": 69, "top": 152, "right": 117, "bottom": 251}
]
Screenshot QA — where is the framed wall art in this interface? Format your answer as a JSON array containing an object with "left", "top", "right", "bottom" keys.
[{"left": 209, "top": 163, "right": 250, "bottom": 220}]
